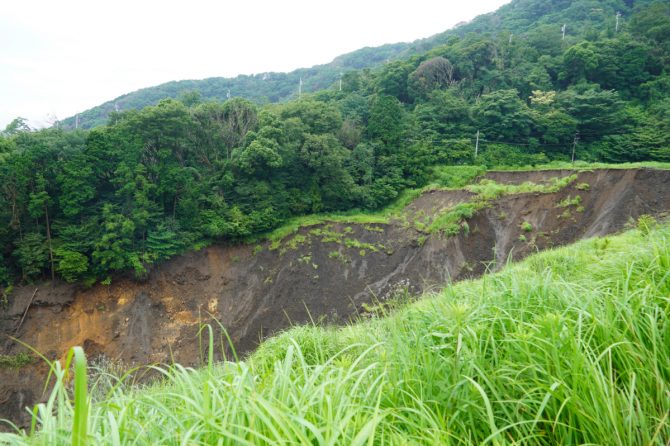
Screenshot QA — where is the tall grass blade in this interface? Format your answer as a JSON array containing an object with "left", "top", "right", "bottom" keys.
[{"left": 69, "top": 346, "right": 88, "bottom": 446}]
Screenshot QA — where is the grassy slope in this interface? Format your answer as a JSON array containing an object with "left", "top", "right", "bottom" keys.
[{"left": 2, "top": 217, "right": 669, "bottom": 444}]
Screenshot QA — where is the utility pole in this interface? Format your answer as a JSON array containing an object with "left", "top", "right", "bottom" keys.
[
  {"left": 339, "top": 72, "right": 343, "bottom": 92},
  {"left": 75, "top": 114, "right": 79, "bottom": 129},
  {"left": 571, "top": 132, "right": 579, "bottom": 164},
  {"left": 227, "top": 89, "right": 231, "bottom": 99},
  {"left": 615, "top": 11, "right": 621, "bottom": 32},
  {"left": 509, "top": 33, "right": 513, "bottom": 45},
  {"left": 475, "top": 130, "right": 480, "bottom": 159},
  {"left": 299, "top": 77, "right": 303, "bottom": 98},
  {"left": 561, "top": 24, "right": 566, "bottom": 41}
]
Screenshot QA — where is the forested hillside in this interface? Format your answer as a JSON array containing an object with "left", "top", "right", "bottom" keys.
[
  {"left": 59, "top": 42, "right": 413, "bottom": 130},
  {"left": 60, "top": 0, "right": 664, "bottom": 129},
  {"left": 1, "top": 0, "right": 669, "bottom": 291}
]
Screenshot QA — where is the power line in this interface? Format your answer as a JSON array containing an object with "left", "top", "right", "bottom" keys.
[
  {"left": 403, "top": 137, "right": 570, "bottom": 148},
  {"left": 403, "top": 131, "right": 636, "bottom": 148},
  {"left": 479, "top": 138, "right": 580, "bottom": 147},
  {"left": 572, "top": 130, "right": 635, "bottom": 136}
]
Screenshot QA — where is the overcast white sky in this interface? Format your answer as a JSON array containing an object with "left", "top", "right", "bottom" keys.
[{"left": 1, "top": 0, "right": 509, "bottom": 129}]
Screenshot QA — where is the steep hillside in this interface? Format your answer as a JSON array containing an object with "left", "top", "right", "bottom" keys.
[
  {"left": 60, "top": 0, "right": 657, "bottom": 129},
  {"left": 2, "top": 167, "right": 669, "bottom": 428}
]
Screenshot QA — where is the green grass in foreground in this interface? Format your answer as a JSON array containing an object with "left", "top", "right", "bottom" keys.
[{"left": 3, "top": 225, "right": 669, "bottom": 445}]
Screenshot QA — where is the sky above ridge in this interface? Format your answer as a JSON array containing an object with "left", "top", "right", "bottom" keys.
[{"left": 0, "top": 0, "right": 509, "bottom": 128}]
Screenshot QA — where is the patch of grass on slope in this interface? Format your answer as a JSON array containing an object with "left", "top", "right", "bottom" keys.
[
  {"left": 465, "top": 174, "right": 577, "bottom": 200},
  {"left": 3, "top": 228, "right": 669, "bottom": 445},
  {"left": 426, "top": 175, "right": 578, "bottom": 236},
  {"left": 491, "top": 160, "right": 670, "bottom": 171},
  {"left": 428, "top": 164, "right": 487, "bottom": 188}
]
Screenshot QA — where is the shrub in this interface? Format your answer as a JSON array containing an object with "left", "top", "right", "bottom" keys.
[
  {"left": 637, "top": 214, "right": 656, "bottom": 235},
  {"left": 478, "top": 143, "right": 549, "bottom": 167},
  {"left": 557, "top": 195, "right": 582, "bottom": 208},
  {"left": 56, "top": 249, "right": 90, "bottom": 283}
]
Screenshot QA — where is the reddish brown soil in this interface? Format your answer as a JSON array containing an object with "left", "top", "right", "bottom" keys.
[{"left": 2, "top": 168, "right": 670, "bottom": 427}]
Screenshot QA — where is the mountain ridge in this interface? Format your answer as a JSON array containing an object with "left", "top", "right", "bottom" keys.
[
  {"left": 60, "top": 40, "right": 417, "bottom": 129},
  {"left": 63, "top": 0, "right": 653, "bottom": 129}
]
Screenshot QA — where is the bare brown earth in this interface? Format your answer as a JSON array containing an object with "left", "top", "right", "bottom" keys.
[{"left": 2, "top": 168, "right": 670, "bottom": 427}]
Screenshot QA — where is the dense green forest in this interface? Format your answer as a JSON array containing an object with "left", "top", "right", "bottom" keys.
[
  {"left": 1, "top": 0, "right": 669, "bottom": 290},
  {"left": 60, "top": 0, "right": 666, "bottom": 129}
]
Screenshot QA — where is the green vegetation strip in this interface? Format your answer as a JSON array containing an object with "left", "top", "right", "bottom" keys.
[
  {"left": 490, "top": 161, "right": 670, "bottom": 172},
  {"left": 465, "top": 174, "right": 577, "bottom": 200},
  {"left": 249, "top": 165, "right": 486, "bottom": 247},
  {"left": 3, "top": 221, "right": 669, "bottom": 444}
]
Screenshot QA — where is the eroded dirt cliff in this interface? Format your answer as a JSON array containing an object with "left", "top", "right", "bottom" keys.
[{"left": 2, "top": 168, "right": 670, "bottom": 426}]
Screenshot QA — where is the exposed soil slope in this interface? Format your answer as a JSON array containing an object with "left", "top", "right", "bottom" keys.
[{"left": 2, "top": 168, "right": 670, "bottom": 426}]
